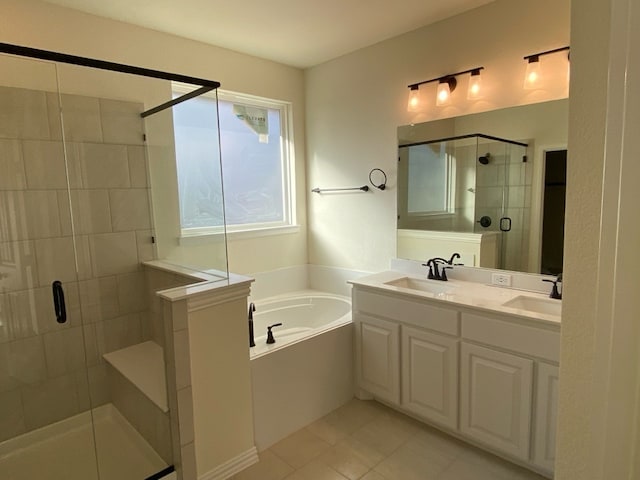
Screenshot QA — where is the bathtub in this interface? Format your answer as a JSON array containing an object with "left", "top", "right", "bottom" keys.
[
  {"left": 249, "top": 290, "right": 354, "bottom": 450},
  {"left": 250, "top": 292, "right": 351, "bottom": 357}
]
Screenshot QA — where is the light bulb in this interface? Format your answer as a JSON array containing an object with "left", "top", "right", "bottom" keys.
[
  {"left": 524, "top": 56, "right": 542, "bottom": 89},
  {"left": 407, "top": 86, "right": 421, "bottom": 112},
  {"left": 436, "top": 80, "right": 451, "bottom": 106},
  {"left": 467, "top": 69, "right": 482, "bottom": 100}
]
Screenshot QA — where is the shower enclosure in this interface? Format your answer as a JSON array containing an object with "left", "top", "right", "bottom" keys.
[
  {"left": 0, "top": 44, "right": 227, "bottom": 480},
  {"left": 398, "top": 133, "right": 530, "bottom": 271}
]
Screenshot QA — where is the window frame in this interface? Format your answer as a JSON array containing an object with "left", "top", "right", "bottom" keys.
[
  {"left": 405, "top": 146, "right": 457, "bottom": 218},
  {"left": 172, "top": 84, "right": 297, "bottom": 242}
]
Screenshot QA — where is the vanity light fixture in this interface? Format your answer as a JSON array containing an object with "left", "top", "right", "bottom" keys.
[
  {"left": 407, "top": 66, "right": 484, "bottom": 112},
  {"left": 436, "top": 77, "right": 457, "bottom": 106},
  {"left": 467, "top": 68, "right": 482, "bottom": 99},
  {"left": 407, "top": 85, "right": 421, "bottom": 112},
  {"left": 523, "top": 46, "right": 570, "bottom": 89}
]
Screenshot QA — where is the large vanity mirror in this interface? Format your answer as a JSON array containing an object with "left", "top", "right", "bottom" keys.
[{"left": 397, "top": 99, "right": 568, "bottom": 274}]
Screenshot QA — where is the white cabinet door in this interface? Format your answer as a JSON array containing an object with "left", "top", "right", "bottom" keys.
[
  {"left": 460, "top": 342, "right": 533, "bottom": 460},
  {"left": 401, "top": 326, "right": 458, "bottom": 429},
  {"left": 533, "top": 362, "right": 559, "bottom": 473},
  {"left": 355, "top": 314, "right": 400, "bottom": 404}
]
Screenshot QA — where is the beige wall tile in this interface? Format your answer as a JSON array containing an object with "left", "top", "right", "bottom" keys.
[
  {"left": 60, "top": 94, "right": 102, "bottom": 143},
  {"left": 0, "top": 139, "right": 26, "bottom": 190},
  {"left": 95, "top": 313, "right": 142, "bottom": 354},
  {"left": 0, "top": 240, "right": 38, "bottom": 292},
  {"left": 109, "top": 189, "right": 151, "bottom": 231},
  {"left": 0, "top": 389, "right": 26, "bottom": 442},
  {"left": 2, "top": 336, "right": 47, "bottom": 387},
  {"left": 89, "top": 231, "right": 139, "bottom": 276},
  {"left": 24, "top": 191, "right": 62, "bottom": 239},
  {"left": 0, "top": 294, "right": 10, "bottom": 344},
  {"left": 7, "top": 283, "right": 81, "bottom": 339},
  {"left": 177, "top": 386, "right": 194, "bottom": 445},
  {"left": 0, "top": 190, "right": 62, "bottom": 241},
  {"left": 22, "top": 140, "right": 67, "bottom": 189},
  {"left": 35, "top": 237, "right": 81, "bottom": 285},
  {"left": 117, "top": 271, "right": 148, "bottom": 314},
  {"left": 78, "top": 276, "right": 119, "bottom": 323},
  {"left": 181, "top": 442, "right": 197, "bottom": 480},
  {"left": 136, "top": 230, "right": 156, "bottom": 263},
  {"left": 43, "top": 326, "right": 86, "bottom": 377},
  {"left": 173, "top": 329, "right": 191, "bottom": 390},
  {"left": 87, "top": 363, "right": 110, "bottom": 407},
  {"left": 79, "top": 143, "right": 130, "bottom": 188},
  {"left": 100, "top": 99, "right": 144, "bottom": 145},
  {"left": 21, "top": 373, "right": 81, "bottom": 430},
  {"left": 128, "top": 146, "right": 148, "bottom": 187},
  {"left": 59, "top": 190, "right": 112, "bottom": 236},
  {"left": 45, "top": 92, "right": 63, "bottom": 142},
  {"left": 0, "top": 87, "right": 51, "bottom": 140}
]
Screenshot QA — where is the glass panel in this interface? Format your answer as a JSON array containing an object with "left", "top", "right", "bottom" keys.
[
  {"left": 146, "top": 87, "right": 229, "bottom": 277},
  {"left": 0, "top": 54, "right": 99, "bottom": 480}
]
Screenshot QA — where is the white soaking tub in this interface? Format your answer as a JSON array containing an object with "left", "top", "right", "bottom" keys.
[{"left": 249, "top": 290, "right": 354, "bottom": 450}]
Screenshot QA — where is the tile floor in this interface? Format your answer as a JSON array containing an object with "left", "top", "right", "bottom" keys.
[{"left": 232, "top": 398, "right": 548, "bottom": 480}]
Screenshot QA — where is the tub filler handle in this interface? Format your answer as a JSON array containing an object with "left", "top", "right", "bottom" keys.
[
  {"left": 248, "top": 303, "right": 256, "bottom": 348},
  {"left": 266, "top": 323, "right": 283, "bottom": 344}
]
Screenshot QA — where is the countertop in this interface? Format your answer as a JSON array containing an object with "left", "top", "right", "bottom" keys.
[{"left": 349, "top": 271, "right": 561, "bottom": 327}]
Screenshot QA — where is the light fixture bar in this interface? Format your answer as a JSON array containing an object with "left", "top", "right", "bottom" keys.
[
  {"left": 408, "top": 66, "right": 484, "bottom": 90},
  {"left": 523, "top": 46, "right": 570, "bottom": 61}
]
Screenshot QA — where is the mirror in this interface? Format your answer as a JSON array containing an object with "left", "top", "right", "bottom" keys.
[{"left": 397, "top": 99, "right": 568, "bottom": 274}]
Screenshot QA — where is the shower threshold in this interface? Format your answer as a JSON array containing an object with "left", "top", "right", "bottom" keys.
[{"left": 0, "top": 403, "right": 169, "bottom": 480}]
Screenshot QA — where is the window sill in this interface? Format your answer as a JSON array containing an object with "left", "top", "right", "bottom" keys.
[{"left": 179, "top": 224, "right": 301, "bottom": 246}]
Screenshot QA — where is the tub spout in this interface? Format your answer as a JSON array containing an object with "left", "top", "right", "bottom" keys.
[{"left": 248, "top": 302, "right": 256, "bottom": 348}]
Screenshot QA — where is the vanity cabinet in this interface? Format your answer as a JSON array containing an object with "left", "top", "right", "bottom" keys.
[
  {"left": 401, "top": 326, "right": 458, "bottom": 429},
  {"left": 354, "top": 313, "right": 400, "bottom": 404},
  {"left": 460, "top": 342, "right": 533, "bottom": 460},
  {"left": 352, "top": 284, "right": 560, "bottom": 478},
  {"left": 533, "top": 362, "right": 559, "bottom": 472}
]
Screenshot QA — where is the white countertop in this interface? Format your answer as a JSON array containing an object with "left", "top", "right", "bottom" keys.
[{"left": 349, "top": 271, "right": 561, "bottom": 327}]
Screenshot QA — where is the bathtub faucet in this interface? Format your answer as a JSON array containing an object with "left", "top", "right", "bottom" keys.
[
  {"left": 266, "top": 323, "right": 283, "bottom": 344},
  {"left": 248, "top": 302, "right": 256, "bottom": 348}
]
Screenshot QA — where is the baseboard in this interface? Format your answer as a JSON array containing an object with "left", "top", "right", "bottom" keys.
[{"left": 198, "top": 447, "right": 259, "bottom": 480}]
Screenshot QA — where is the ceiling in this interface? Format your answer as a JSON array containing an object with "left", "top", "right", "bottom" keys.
[{"left": 41, "top": 0, "right": 495, "bottom": 68}]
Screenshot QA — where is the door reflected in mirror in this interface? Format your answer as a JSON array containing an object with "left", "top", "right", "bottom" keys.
[{"left": 397, "top": 99, "right": 568, "bottom": 274}]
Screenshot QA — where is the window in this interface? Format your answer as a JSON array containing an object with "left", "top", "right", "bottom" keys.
[
  {"left": 172, "top": 86, "right": 295, "bottom": 238},
  {"left": 406, "top": 143, "right": 455, "bottom": 216}
]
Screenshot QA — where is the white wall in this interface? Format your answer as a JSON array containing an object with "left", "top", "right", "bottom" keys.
[
  {"left": 557, "top": 0, "right": 640, "bottom": 478},
  {"left": 0, "top": 0, "right": 308, "bottom": 275},
  {"left": 305, "top": 0, "right": 570, "bottom": 272}
]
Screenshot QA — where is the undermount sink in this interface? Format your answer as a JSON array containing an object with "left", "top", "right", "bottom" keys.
[
  {"left": 385, "top": 277, "right": 455, "bottom": 295},
  {"left": 502, "top": 295, "right": 561, "bottom": 316}
]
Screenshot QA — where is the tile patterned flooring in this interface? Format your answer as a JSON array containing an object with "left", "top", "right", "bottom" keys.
[{"left": 232, "top": 399, "right": 548, "bottom": 480}]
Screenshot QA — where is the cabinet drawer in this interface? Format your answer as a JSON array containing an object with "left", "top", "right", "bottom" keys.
[
  {"left": 461, "top": 312, "right": 560, "bottom": 362},
  {"left": 354, "top": 289, "right": 459, "bottom": 336}
]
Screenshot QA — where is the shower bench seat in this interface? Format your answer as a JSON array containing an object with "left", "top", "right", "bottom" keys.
[{"left": 103, "top": 341, "right": 168, "bottom": 413}]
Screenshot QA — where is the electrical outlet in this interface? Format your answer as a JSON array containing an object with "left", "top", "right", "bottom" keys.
[{"left": 491, "top": 273, "right": 512, "bottom": 287}]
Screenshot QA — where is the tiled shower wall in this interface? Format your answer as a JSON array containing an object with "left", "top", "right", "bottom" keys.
[{"left": 0, "top": 85, "right": 156, "bottom": 441}]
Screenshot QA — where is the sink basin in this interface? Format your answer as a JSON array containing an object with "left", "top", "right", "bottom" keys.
[
  {"left": 502, "top": 295, "right": 561, "bottom": 316},
  {"left": 385, "top": 277, "right": 455, "bottom": 295}
]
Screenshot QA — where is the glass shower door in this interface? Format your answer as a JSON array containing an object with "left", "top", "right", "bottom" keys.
[{"left": 0, "top": 55, "right": 100, "bottom": 479}]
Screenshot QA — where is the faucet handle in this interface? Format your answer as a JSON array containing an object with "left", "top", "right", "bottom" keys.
[
  {"left": 266, "top": 323, "right": 283, "bottom": 344},
  {"left": 542, "top": 278, "right": 562, "bottom": 300},
  {"left": 422, "top": 262, "right": 436, "bottom": 279}
]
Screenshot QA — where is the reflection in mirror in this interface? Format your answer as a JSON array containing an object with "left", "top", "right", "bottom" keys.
[{"left": 397, "top": 99, "right": 568, "bottom": 274}]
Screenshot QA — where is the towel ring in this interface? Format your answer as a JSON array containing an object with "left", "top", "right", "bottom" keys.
[{"left": 369, "top": 168, "right": 387, "bottom": 191}]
